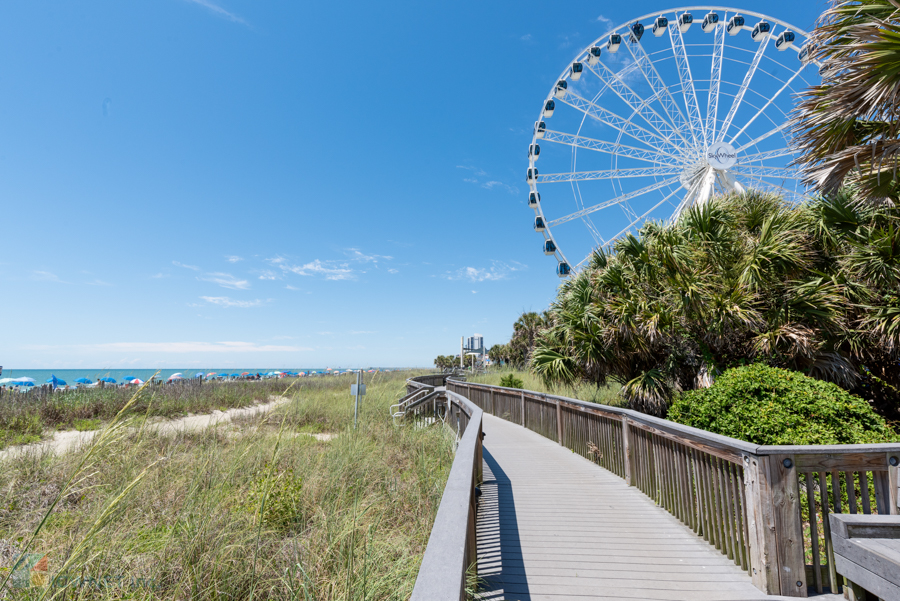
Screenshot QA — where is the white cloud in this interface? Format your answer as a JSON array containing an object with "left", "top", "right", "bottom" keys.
[
  {"left": 182, "top": 0, "right": 248, "bottom": 25},
  {"left": 387, "top": 268, "right": 399, "bottom": 274},
  {"left": 482, "top": 180, "right": 519, "bottom": 194},
  {"left": 283, "top": 260, "right": 355, "bottom": 281},
  {"left": 31, "top": 271, "right": 62, "bottom": 282},
  {"left": 258, "top": 270, "right": 277, "bottom": 280},
  {"left": 173, "top": 261, "right": 200, "bottom": 271},
  {"left": 597, "top": 14, "right": 613, "bottom": 27},
  {"left": 345, "top": 248, "right": 392, "bottom": 263},
  {"left": 151, "top": 273, "right": 170, "bottom": 279},
  {"left": 285, "top": 285, "right": 299, "bottom": 290},
  {"left": 200, "top": 296, "right": 263, "bottom": 308},
  {"left": 456, "top": 165, "right": 487, "bottom": 177},
  {"left": 445, "top": 261, "right": 527, "bottom": 282},
  {"left": 26, "top": 341, "right": 309, "bottom": 353},
  {"left": 226, "top": 255, "right": 243, "bottom": 263},
  {"left": 199, "top": 272, "right": 251, "bottom": 290},
  {"left": 520, "top": 34, "right": 533, "bottom": 42},
  {"left": 472, "top": 290, "right": 477, "bottom": 294}
]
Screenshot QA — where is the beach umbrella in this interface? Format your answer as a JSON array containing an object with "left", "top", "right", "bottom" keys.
[
  {"left": 217, "top": 372, "right": 227, "bottom": 377},
  {"left": 240, "top": 372, "right": 250, "bottom": 376},
  {"left": 230, "top": 373, "right": 240, "bottom": 377},
  {"left": 47, "top": 375, "right": 67, "bottom": 387},
  {"left": 100, "top": 377, "right": 116, "bottom": 383},
  {"left": 206, "top": 372, "right": 217, "bottom": 378},
  {"left": 194, "top": 372, "right": 204, "bottom": 378},
  {"left": 0, "top": 378, "right": 16, "bottom": 385},
  {"left": 14, "top": 377, "right": 36, "bottom": 384},
  {"left": 123, "top": 376, "right": 137, "bottom": 382},
  {"left": 130, "top": 378, "right": 145, "bottom": 386},
  {"left": 168, "top": 373, "right": 184, "bottom": 381},
  {"left": 74, "top": 377, "right": 92, "bottom": 384}
]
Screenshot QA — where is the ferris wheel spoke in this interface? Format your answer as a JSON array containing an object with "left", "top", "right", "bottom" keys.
[
  {"left": 728, "top": 64, "right": 806, "bottom": 145},
  {"left": 738, "top": 173, "right": 809, "bottom": 200},
  {"left": 603, "top": 187, "right": 683, "bottom": 245},
  {"left": 668, "top": 23, "right": 706, "bottom": 145},
  {"left": 546, "top": 176, "right": 681, "bottom": 227},
  {"left": 740, "top": 147, "right": 799, "bottom": 163},
  {"left": 559, "top": 90, "right": 676, "bottom": 152},
  {"left": 542, "top": 130, "right": 682, "bottom": 164},
  {"left": 585, "top": 62, "right": 689, "bottom": 151},
  {"left": 706, "top": 22, "right": 727, "bottom": 147},
  {"left": 733, "top": 120, "right": 792, "bottom": 155},
  {"left": 538, "top": 166, "right": 682, "bottom": 184},
  {"left": 717, "top": 27, "right": 774, "bottom": 144},
  {"left": 620, "top": 41, "right": 694, "bottom": 146},
  {"left": 730, "top": 165, "right": 801, "bottom": 179}
]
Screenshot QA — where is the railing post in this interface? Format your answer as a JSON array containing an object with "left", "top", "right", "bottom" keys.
[
  {"left": 555, "top": 398, "right": 563, "bottom": 445},
  {"left": 520, "top": 391, "right": 525, "bottom": 427},
  {"left": 622, "top": 418, "right": 632, "bottom": 486},
  {"left": 768, "top": 453, "right": 806, "bottom": 597},
  {"left": 743, "top": 453, "right": 803, "bottom": 596},
  {"left": 489, "top": 388, "right": 494, "bottom": 416},
  {"left": 887, "top": 452, "right": 899, "bottom": 514}
]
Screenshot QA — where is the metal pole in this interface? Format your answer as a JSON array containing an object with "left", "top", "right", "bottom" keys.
[
  {"left": 354, "top": 369, "right": 361, "bottom": 428},
  {"left": 460, "top": 336, "right": 464, "bottom": 368}
]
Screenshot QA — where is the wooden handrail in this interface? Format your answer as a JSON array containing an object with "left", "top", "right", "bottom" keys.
[
  {"left": 447, "top": 379, "right": 900, "bottom": 598},
  {"left": 402, "top": 384, "right": 482, "bottom": 601}
]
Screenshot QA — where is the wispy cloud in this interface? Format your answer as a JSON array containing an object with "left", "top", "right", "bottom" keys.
[
  {"left": 258, "top": 270, "right": 278, "bottom": 280},
  {"left": 284, "top": 260, "right": 354, "bottom": 281},
  {"left": 182, "top": 0, "right": 248, "bottom": 25},
  {"left": 387, "top": 268, "right": 399, "bottom": 274},
  {"left": 173, "top": 261, "right": 200, "bottom": 271},
  {"left": 597, "top": 14, "right": 613, "bottom": 27},
  {"left": 456, "top": 165, "right": 487, "bottom": 177},
  {"left": 482, "top": 180, "right": 519, "bottom": 194},
  {"left": 520, "top": 33, "right": 533, "bottom": 42},
  {"left": 200, "top": 296, "right": 263, "bottom": 308},
  {"left": 151, "top": 273, "right": 170, "bottom": 279},
  {"left": 199, "top": 272, "right": 250, "bottom": 290},
  {"left": 31, "top": 271, "right": 63, "bottom": 283},
  {"left": 26, "top": 341, "right": 309, "bottom": 353},
  {"left": 350, "top": 331, "right": 377, "bottom": 335},
  {"left": 345, "top": 248, "right": 392, "bottom": 263},
  {"left": 225, "top": 255, "right": 243, "bottom": 263},
  {"left": 445, "top": 261, "right": 527, "bottom": 282}
]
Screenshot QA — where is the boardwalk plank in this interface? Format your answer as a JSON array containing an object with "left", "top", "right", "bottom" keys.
[{"left": 476, "top": 414, "right": 768, "bottom": 601}]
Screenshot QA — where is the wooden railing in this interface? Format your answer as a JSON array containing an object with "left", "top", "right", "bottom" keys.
[
  {"left": 447, "top": 379, "right": 900, "bottom": 598},
  {"left": 400, "top": 375, "right": 483, "bottom": 601}
]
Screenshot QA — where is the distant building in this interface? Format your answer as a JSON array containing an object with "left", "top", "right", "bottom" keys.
[{"left": 465, "top": 334, "right": 484, "bottom": 354}]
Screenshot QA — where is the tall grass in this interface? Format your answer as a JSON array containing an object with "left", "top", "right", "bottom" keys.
[
  {"left": 0, "top": 371, "right": 452, "bottom": 600},
  {"left": 468, "top": 368, "right": 625, "bottom": 406},
  {"left": 0, "top": 375, "right": 406, "bottom": 450}
]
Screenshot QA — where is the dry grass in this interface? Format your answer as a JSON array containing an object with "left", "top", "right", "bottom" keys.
[
  {"left": 467, "top": 369, "right": 624, "bottom": 407},
  {"left": 0, "top": 371, "right": 452, "bottom": 600}
]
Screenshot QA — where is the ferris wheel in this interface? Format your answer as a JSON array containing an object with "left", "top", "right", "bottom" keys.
[{"left": 528, "top": 6, "right": 822, "bottom": 276}]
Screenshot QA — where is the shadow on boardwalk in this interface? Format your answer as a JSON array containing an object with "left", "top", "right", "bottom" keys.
[{"left": 477, "top": 447, "right": 530, "bottom": 601}]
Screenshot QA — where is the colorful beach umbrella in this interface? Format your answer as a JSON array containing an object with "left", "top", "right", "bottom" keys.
[
  {"left": 123, "top": 376, "right": 137, "bottom": 382},
  {"left": 129, "top": 378, "right": 145, "bottom": 386},
  {"left": 168, "top": 373, "right": 184, "bottom": 381}
]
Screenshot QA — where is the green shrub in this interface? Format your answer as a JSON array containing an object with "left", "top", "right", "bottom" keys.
[
  {"left": 499, "top": 374, "right": 524, "bottom": 389},
  {"left": 667, "top": 364, "right": 897, "bottom": 445},
  {"left": 245, "top": 466, "right": 305, "bottom": 532}
]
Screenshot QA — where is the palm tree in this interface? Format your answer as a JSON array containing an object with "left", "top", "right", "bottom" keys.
[
  {"left": 791, "top": 0, "right": 900, "bottom": 202},
  {"left": 530, "top": 191, "right": 900, "bottom": 418}
]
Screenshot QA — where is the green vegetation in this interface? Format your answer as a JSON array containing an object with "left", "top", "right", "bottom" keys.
[
  {"left": 0, "top": 371, "right": 452, "bottom": 600},
  {"left": 793, "top": 0, "right": 900, "bottom": 203},
  {"left": 529, "top": 191, "right": 900, "bottom": 420},
  {"left": 498, "top": 374, "right": 524, "bottom": 389},
  {"left": 0, "top": 379, "right": 300, "bottom": 450},
  {"left": 469, "top": 370, "right": 623, "bottom": 407},
  {"left": 668, "top": 364, "right": 896, "bottom": 445}
]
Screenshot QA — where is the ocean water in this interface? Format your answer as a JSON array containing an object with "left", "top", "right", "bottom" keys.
[{"left": 0, "top": 367, "right": 401, "bottom": 384}]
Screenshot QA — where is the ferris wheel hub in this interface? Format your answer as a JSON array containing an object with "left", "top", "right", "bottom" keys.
[{"left": 706, "top": 141, "right": 738, "bottom": 170}]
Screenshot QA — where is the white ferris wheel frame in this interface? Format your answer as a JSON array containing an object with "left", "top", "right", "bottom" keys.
[{"left": 529, "top": 5, "right": 821, "bottom": 274}]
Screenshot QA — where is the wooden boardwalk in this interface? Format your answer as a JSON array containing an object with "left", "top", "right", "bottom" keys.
[{"left": 475, "top": 413, "right": 781, "bottom": 601}]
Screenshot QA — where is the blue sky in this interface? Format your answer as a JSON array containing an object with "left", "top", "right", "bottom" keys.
[{"left": 0, "top": 1, "right": 825, "bottom": 369}]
